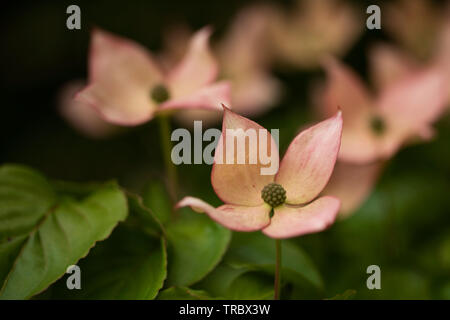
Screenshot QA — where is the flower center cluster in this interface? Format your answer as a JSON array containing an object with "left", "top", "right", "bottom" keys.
[
  {"left": 151, "top": 84, "right": 170, "bottom": 103},
  {"left": 261, "top": 183, "right": 286, "bottom": 208},
  {"left": 370, "top": 115, "right": 386, "bottom": 136}
]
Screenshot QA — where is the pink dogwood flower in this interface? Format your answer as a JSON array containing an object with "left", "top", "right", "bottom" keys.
[
  {"left": 76, "top": 27, "right": 231, "bottom": 126},
  {"left": 369, "top": 44, "right": 420, "bottom": 91},
  {"left": 319, "top": 57, "right": 448, "bottom": 164},
  {"left": 176, "top": 107, "right": 343, "bottom": 239},
  {"left": 384, "top": 0, "right": 450, "bottom": 106},
  {"left": 322, "top": 161, "right": 383, "bottom": 218}
]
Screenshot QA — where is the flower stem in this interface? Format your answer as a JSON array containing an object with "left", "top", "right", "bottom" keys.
[
  {"left": 158, "top": 114, "right": 178, "bottom": 202},
  {"left": 274, "top": 238, "right": 282, "bottom": 300}
]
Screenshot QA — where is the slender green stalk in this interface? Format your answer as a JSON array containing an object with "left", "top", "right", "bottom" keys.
[
  {"left": 158, "top": 115, "right": 178, "bottom": 202},
  {"left": 274, "top": 239, "right": 282, "bottom": 300}
]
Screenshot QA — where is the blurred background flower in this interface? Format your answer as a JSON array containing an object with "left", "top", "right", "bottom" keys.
[
  {"left": 318, "top": 57, "right": 447, "bottom": 163},
  {"left": 316, "top": 53, "right": 448, "bottom": 218},
  {"left": 215, "top": 5, "right": 282, "bottom": 117},
  {"left": 368, "top": 43, "right": 419, "bottom": 90}
]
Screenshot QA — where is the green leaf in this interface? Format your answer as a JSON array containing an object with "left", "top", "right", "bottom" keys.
[
  {"left": 0, "top": 164, "right": 127, "bottom": 299},
  {"left": 44, "top": 225, "right": 167, "bottom": 300},
  {"left": 166, "top": 208, "right": 231, "bottom": 286},
  {"left": 224, "top": 232, "right": 323, "bottom": 289},
  {"left": 157, "top": 286, "right": 213, "bottom": 300}
]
